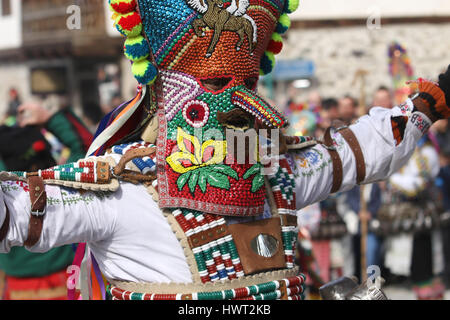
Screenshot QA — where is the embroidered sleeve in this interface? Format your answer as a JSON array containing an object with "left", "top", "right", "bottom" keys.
[
  {"left": 291, "top": 102, "right": 432, "bottom": 210},
  {"left": 0, "top": 181, "right": 118, "bottom": 253}
]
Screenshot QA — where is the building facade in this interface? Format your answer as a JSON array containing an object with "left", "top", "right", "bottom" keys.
[
  {"left": 266, "top": 0, "right": 450, "bottom": 109},
  {"left": 0, "top": 0, "right": 131, "bottom": 125},
  {"left": 1, "top": 0, "right": 449, "bottom": 118}
]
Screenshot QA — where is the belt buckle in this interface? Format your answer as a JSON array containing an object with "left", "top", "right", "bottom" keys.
[
  {"left": 323, "top": 145, "right": 337, "bottom": 152},
  {"left": 31, "top": 208, "right": 46, "bottom": 217}
]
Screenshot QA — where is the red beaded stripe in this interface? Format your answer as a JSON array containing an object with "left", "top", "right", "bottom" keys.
[
  {"left": 173, "top": 211, "right": 191, "bottom": 233},
  {"left": 81, "top": 173, "right": 95, "bottom": 183},
  {"left": 287, "top": 285, "right": 303, "bottom": 295},
  {"left": 79, "top": 161, "right": 95, "bottom": 168},
  {"left": 152, "top": 294, "right": 178, "bottom": 300},
  {"left": 234, "top": 287, "right": 250, "bottom": 299}
]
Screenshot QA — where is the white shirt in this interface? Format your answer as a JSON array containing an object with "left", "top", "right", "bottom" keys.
[{"left": 0, "top": 101, "right": 430, "bottom": 284}]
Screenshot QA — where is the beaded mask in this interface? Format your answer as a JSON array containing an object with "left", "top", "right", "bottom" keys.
[{"left": 108, "top": 0, "right": 300, "bottom": 216}]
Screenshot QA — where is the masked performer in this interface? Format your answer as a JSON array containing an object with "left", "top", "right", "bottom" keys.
[{"left": 0, "top": 0, "right": 449, "bottom": 300}]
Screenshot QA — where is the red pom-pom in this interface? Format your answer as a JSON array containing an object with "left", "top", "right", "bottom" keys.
[
  {"left": 267, "top": 40, "right": 283, "bottom": 54},
  {"left": 111, "top": 0, "right": 137, "bottom": 14},
  {"left": 117, "top": 11, "right": 142, "bottom": 32},
  {"left": 32, "top": 140, "right": 46, "bottom": 153}
]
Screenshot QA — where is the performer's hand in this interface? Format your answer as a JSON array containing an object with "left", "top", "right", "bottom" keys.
[
  {"left": 17, "top": 103, "right": 52, "bottom": 128},
  {"left": 407, "top": 65, "right": 450, "bottom": 122}
]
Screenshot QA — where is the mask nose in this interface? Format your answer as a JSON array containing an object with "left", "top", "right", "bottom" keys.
[{"left": 231, "top": 88, "right": 287, "bottom": 129}]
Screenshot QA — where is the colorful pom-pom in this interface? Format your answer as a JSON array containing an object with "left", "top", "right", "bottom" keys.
[
  {"left": 259, "top": 51, "right": 276, "bottom": 76},
  {"left": 267, "top": 33, "right": 283, "bottom": 55},
  {"left": 110, "top": 0, "right": 137, "bottom": 14},
  {"left": 284, "top": 0, "right": 300, "bottom": 14},
  {"left": 275, "top": 14, "right": 291, "bottom": 34},
  {"left": 115, "top": 11, "right": 142, "bottom": 37},
  {"left": 132, "top": 60, "right": 158, "bottom": 85},
  {"left": 124, "top": 36, "right": 150, "bottom": 61}
]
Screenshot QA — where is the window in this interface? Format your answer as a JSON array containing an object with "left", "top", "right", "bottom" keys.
[{"left": 1, "top": 0, "right": 11, "bottom": 17}]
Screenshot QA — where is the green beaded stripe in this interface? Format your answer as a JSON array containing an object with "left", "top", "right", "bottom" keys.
[
  {"left": 193, "top": 251, "right": 208, "bottom": 272},
  {"left": 10, "top": 171, "right": 26, "bottom": 177},
  {"left": 282, "top": 231, "right": 293, "bottom": 250}
]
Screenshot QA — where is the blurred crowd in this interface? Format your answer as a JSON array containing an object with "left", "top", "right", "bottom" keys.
[{"left": 291, "top": 86, "right": 450, "bottom": 300}]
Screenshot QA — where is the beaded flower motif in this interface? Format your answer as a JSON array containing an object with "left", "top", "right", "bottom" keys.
[{"left": 166, "top": 128, "right": 237, "bottom": 194}]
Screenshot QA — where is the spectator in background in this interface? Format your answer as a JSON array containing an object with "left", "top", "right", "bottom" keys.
[
  {"left": 317, "top": 98, "right": 339, "bottom": 137},
  {"left": 307, "top": 90, "right": 322, "bottom": 114},
  {"left": 338, "top": 95, "right": 358, "bottom": 125},
  {"left": 2, "top": 88, "right": 22, "bottom": 126},
  {"left": 373, "top": 86, "right": 394, "bottom": 109},
  {"left": 17, "top": 102, "right": 92, "bottom": 164},
  {"left": 7, "top": 88, "right": 21, "bottom": 117},
  {"left": 322, "top": 98, "right": 339, "bottom": 121}
]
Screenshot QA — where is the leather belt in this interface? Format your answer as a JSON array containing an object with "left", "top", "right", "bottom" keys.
[
  {"left": 332, "top": 120, "right": 366, "bottom": 184},
  {"left": 322, "top": 121, "right": 366, "bottom": 193},
  {"left": 24, "top": 176, "right": 47, "bottom": 247},
  {"left": 323, "top": 126, "right": 343, "bottom": 193}
]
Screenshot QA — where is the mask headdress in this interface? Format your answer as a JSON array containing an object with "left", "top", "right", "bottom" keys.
[
  {"left": 260, "top": 0, "right": 299, "bottom": 75},
  {"left": 108, "top": 0, "right": 301, "bottom": 85},
  {"left": 110, "top": 0, "right": 158, "bottom": 85}
]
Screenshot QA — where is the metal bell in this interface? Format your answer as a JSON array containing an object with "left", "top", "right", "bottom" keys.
[{"left": 319, "top": 276, "right": 389, "bottom": 300}]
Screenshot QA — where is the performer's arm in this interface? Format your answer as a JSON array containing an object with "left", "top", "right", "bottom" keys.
[
  {"left": 0, "top": 181, "right": 117, "bottom": 253},
  {"left": 292, "top": 68, "right": 450, "bottom": 209}
]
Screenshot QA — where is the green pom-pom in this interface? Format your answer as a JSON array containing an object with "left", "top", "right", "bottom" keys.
[
  {"left": 284, "top": 0, "right": 300, "bottom": 14},
  {"left": 275, "top": 13, "right": 291, "bottom": 34},
  {"left": 132, "top": 60, "right": 157, "bottom": 85},
  {"left": 271, "top": 33, "right": 283, "bottom": 42}
]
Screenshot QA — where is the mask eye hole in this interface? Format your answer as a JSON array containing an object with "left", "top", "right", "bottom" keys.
[
  {"left": 200, "top": 77, "right": 233, "bottom": 93},
  {"left": 244, "top": 77, "right": 258, "bottom": 91}
]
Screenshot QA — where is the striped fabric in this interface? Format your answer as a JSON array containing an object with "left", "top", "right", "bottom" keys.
[{"left": 3, "top": 269, "right": 69, "bottom": 300}]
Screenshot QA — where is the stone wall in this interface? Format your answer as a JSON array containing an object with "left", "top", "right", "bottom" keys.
[{"left": 275, "top": 22, "right": 450, "bottom": 106}]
